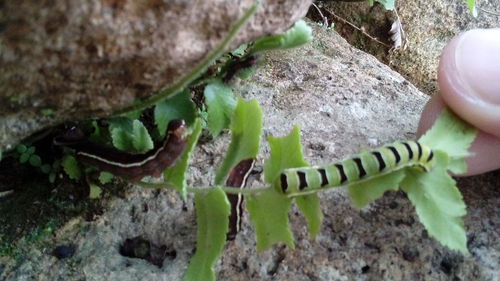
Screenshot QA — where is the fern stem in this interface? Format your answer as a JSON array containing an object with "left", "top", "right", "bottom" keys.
[
  {"left": 138, "top": 181, "right": 272, "bottom": 196},
  {"left": 115, "top": 1, "right": 260, "bottom": 115}
]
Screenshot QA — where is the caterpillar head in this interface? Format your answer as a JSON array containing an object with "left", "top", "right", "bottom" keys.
[
  {"left": 167, "top": 119, "right": 187, "bottom": 139},
  {"left": 419, "top": 145, "right": 435, "bottom": 172}
]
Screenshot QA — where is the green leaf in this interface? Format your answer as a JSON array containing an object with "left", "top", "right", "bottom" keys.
[
  {"left": 0, "top": 150, "right": 2, "bottom": 162},
  {"left": 61, "top": 155, "right": 81, "bottom": 180},
  {"left": 131, "top": 119, "right": 154, "bottom": 152},
  {"left": 16, "top": 144, "right": 27, "bottom": 154},
  {"left": 214, "top": 99, "right": 262, "bottom": 185},
  {"left": 108, "top": 118, "right": 154, "bottom": 153},
  {"left": 295, "top": 194, "right": 323, "bottom": 239},
  {"left": 49, "top": 172, "right": 56, "bottom": 183},
  {"left": 419, "top": 108, "right": 477, "bottom": 174},
  {"left": 121, "top": 109, "right": 142, "bottom": 120},
  {"left": 263, "top": 126, "right": 309, "bottom": 184},
  {"left": 183, "top": 187, "right": 230, "bottom": 281},
  {"left": 448, "top": 158, "right": 468, "bottom": 175},
  {"left": 154, "top": 89, "right": 197, "bottom": 138},
  {"left": 40, "top": 164, "right": 51, "bottom": 174},
  {"left": 29, "top": 154, "right": 42, "bottom": 167},
  {"left": 263, "top": 126, "right": 322, "bottom": 239},
  {"left": 204, "top": 79, "right": 237, "bottom": 137},
  {"left": 465, "top": 0, "right": 477, "bottom": 17},
  {"left": 108, "top": 117, "right": 135, "bottom": 151},
  {"left": 164, "top": 119, "right": 202, "bottom": 199},
  {"left": 401, "top": 151, "right": 468, "bottom": 254},
  {"left": 248, "top": 20, "right": 313, "bottom": 54},
  {"left": 99, "top": 172, "right": 114, "bottom": 184},
  {"left": 89, "top": 120, "right": 105, "bottom": 143},
  {"left": 26, "top": 146, "right": 35, "bottom": 155},
  {"left": 236, "top": 67, "right": 255, "bottom": 80},
  {"left": 246, "top": 188, "right": 294, "bottom": 251},
  {"left": 368, "top": 0, "right": 395, "bottom": 10},
  {"left": 231, "top": 43, "right": 248, "bottom": 57},
  {"left": 348, "top": 169, "right": 406, "bottom": 208},
  {"left": 89, "top": 183, "right": 103, "bottom": 199},
  {"left": 19, "top": 153, "right": 30, "bottom": 164}
]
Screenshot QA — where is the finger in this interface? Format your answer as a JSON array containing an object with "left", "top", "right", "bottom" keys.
[
  {"left": 418, "top": 95, "right": 500, "bottom": 176},
  {"left": 439, "top": 28, "right": 500, "bottom": 138}
]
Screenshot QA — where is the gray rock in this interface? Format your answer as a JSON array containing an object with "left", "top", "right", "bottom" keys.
[
  {"left": 1, "top": 22, "right": 498, "bottom": 281},
  {"left": 390, "top": 0, "right": 500, "bottom": 94},
  {"left": 318, "top": 0, "right": 500, "bottom": 94},
  {"left": 0, "top": 0, "right": 312, "bottom": 151}
]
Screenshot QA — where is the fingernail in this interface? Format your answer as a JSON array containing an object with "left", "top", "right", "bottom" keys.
[{"left": 454, "top": 28, "right": 500, "bottom": 105}]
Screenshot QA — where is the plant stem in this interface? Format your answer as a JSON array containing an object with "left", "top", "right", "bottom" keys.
[
  {"left": 137, "top": 181, "right": 272, "bottom": 196},
  {"left": 188, "top": 186, "right": 271, "bottom": 195},
  {"left": 114, "top": 1, "right": 260, "bottom": 115},
  {"left": 136, "top": 181, "right": 173, "bottom": 189}
]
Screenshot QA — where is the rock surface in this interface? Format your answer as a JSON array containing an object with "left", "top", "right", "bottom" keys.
[
  {"left": 0, "top": 0, "right": 312, "bottom": 151},
  {"left": 319, "top": 0, "right": 500, "bottom": 94},
  {"left": 1, "top": 23, "right": 499, "bottom": 281}
]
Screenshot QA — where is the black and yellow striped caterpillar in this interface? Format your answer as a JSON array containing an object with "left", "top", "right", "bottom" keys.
[{"left": 275, "top": 140, "right": 435, "bottom": 196}]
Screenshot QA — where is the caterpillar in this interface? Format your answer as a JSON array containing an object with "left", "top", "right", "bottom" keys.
[
  {"left": 225, "top": 159, "right": 255, "bottom": 240},
  {"left": 54, "top": 119, "right": 188, "bottom": 182},
  {"left": 276, "top": 140, "right": 434, "bottom": 196}
]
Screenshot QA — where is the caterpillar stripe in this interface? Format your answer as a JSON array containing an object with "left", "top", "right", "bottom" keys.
[
  {"left": 225, "top": 159, "right": 255, "bottom": 240},
  {"left": 54, "top": 120, "right": 188, "bottom": 182},
  {"left": 276, "top": 141, "right": 434, "bottom": 196}
]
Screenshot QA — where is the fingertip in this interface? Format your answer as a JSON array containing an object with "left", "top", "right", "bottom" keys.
[
  {"left": 460, "top": 131, "right": 500, "bottom": 176},
  {"left": 439, "top": 29, "right": 500, "bottom": 138},
  {"left": 418, "top": 96, "right": 500, "bottom": 176},
  {"left": 416, "top": 95, "right": 445, "bottom": 138}
]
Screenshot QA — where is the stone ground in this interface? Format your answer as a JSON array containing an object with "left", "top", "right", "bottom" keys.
[
  {"left": 1, "top": 22, "right": 499, "bottom": 281},
  {"left": 318, "top": 0, "right": 500, "bottom": 94}
]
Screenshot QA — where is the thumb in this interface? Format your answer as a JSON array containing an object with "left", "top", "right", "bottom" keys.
[
  {"left": 418, "top": 95, "right": 500, "bottom": 176},
  {"left": 439, "top": 28, "right": 500, "bottom": 138}
]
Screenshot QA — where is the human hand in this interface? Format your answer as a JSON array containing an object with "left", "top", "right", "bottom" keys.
[{"left": 417, "top": 28, "right": 500, "bottom": 176}]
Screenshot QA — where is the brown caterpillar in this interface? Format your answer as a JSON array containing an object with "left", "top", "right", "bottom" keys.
[
  {"left": 225, "top": 158, "right": 255, "bottom": 240},
  {"left": 54, "top": 120, "right": 188, "bottom": 182}
]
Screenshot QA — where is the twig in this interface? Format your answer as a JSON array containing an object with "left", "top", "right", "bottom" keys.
[
  {"left": 311, "top": 2, "right": 329, "bottom": 28},
  {"left": 477, "top": 6, "right": 500, "bottom": 16},
  {"left": 322, "top": 8, "right": 392, "bottom": 48}
]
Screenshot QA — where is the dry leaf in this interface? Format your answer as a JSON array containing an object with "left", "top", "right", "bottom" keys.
[{"left": 389, "top": 17, "right": 407, "bottom": 51}]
